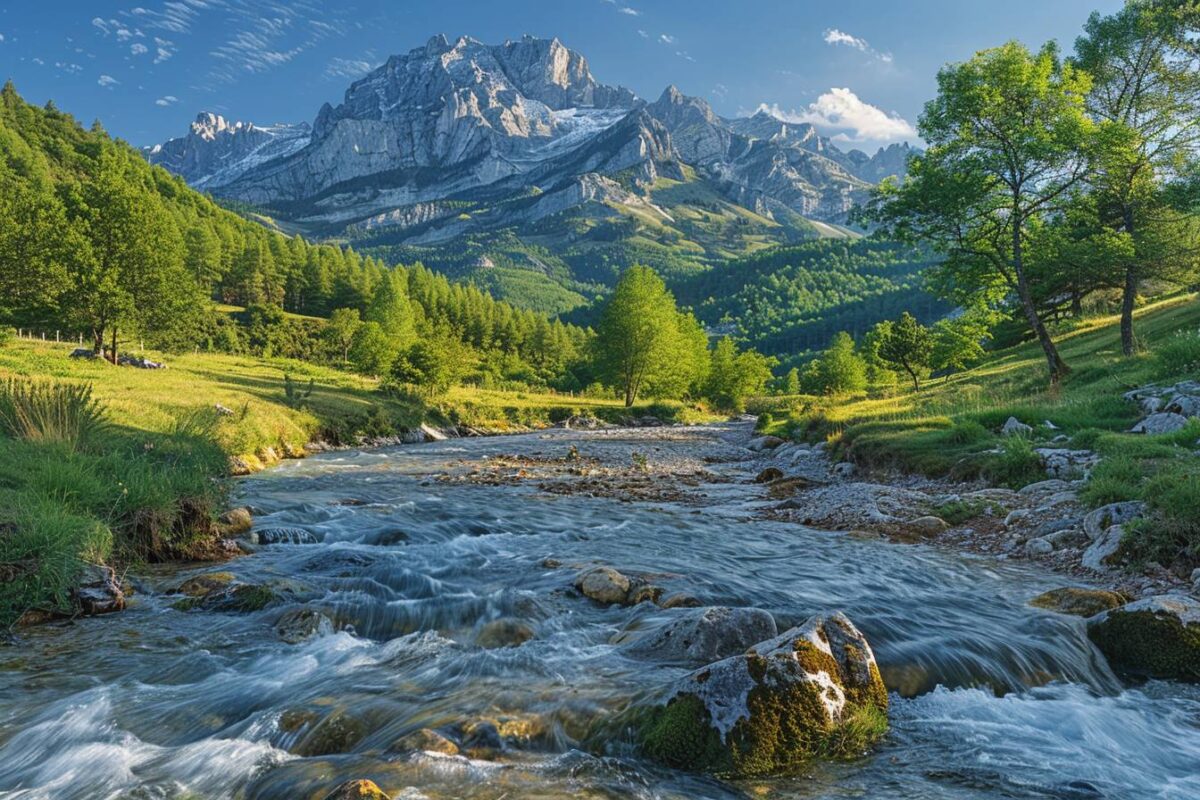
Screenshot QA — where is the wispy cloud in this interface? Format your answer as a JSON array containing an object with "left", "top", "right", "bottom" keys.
[
  {"left": 659, "top": 33, "right": 675, "bottom": 45},
  {"left": 324, "top": 56, "right": 374, "bottom": 81},
  {"left": 637, "top": 29, "right": 648, "bottom": 38},
  {"left": 56, "top": 62, "right": 83, "bottom": 74},
  {"left": 154, "top": 37, "right": 176, "bottom": 63},
  {"left": 0, "top": 34, "right": 6, "bottom": 44},
  {"left": 756, "top": 88, "right": 916, "bottom": 143},
  {"left": 98, "top": 74, "right": 120, "bottom": 88},
  {"left": 131, "top": 42, "right": 148, "bottom": 55},
  {"left": 712, "top": 83, "right": 728, "bottom": 99},
  {"left": 822, "top": 28, "right": 893, "bottom": 64},
  {"left": 155, "top": 95, "right": 179, "bottom": 106},
  {"left": 618, "top": 7, "right": 641, "bottom": 16}
]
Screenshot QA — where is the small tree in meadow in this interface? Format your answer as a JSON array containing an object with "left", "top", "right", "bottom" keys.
[{"left": 879, "top": 312, "right": 933, "bottom": 391}]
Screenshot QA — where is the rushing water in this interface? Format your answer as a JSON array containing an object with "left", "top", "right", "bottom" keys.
[{"left": 2, "top": 425, "right": 1199, "bottom": 800}]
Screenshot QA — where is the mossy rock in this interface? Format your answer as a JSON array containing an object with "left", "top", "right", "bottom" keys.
[
  {"left": 1087, "top": 595, "right": 1200, "bottom": 682},
  {"left": 1030, "top": 587, "right": 1126, "bottom": 618},
  {"left": 322, "top": 779, "right": 390, "bottom": 800},
  {"left": 172, "top": 582, "right": 280, "bottom": 613},
  {"left": 292, "top": 708, "right": 369, "bottom": 757},
  {"left": 640, "top": 612, "right": 888, "bottom": 777},
  {"left": 174, "top": 572, "right": 236, "bottom": 597}
]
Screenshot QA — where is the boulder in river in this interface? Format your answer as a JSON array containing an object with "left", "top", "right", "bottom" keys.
[
  {"left": 393, "top": 727, "right": 460, "bottom": 756},
  {"left": 475, "top": 618, "right": 535, "bottom": 649},
  {"left": 254, "top": 527, "right": 321, "bottom": 545},
  {"left": 290, "top": 707, "right": 369, "bottom": 756},
  {"left": 174, "top": 582, "right": 280, "bottom": 613},
  {"left": 1029, "top": 588, "right": 1125, "bottom": 618},
  {"left": 573, "top": 566, "right": 662, "bottom": 607},
  {"left": 175, "top": 571, "right": 236, "bottom": 597},
  {"left": 1087, "top": 594, "right": 1200, "bottom": 682},
  {"left": 322, "top": 779, "right": 390, "bottom": 800},
  {"left": 639, "top": 612, "right": 888, "bottom": 777},
  {"left": 275, "top": 608, "right": 333, "bottom": 643},
  {"left": 623, "top": 606, "right": 778, "bottom": 664}
]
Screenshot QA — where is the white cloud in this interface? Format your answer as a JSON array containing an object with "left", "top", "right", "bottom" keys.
[
  {"left": 155, "top": 95, "right": 178, "bottom": 106},
  {"left": 154, "top": 37, "right": 175, "bottom": 63},
  {"left": 57, "top": 62, "right": 83, "bottom": 74},
  {"left": 97, "top": 74, "right": 119, "bottom": 88},
  {"left": 618, "top": 7, "right": 640, "bottom": 15},
  {"left": 324, "top": 57, "right": 374, "bottom": 80},
  {"left": 637, "top": 29, "right": 648, "bottom": 38},
  {"left": 131, "top": 42, "right": 148, "bottom": 55},
  {"left": 0, "top": 34, "right": 6, "bottom": 43},
  {"left": 32, "top": 57, "right": 45, "bottom": 66},
  {"left": 822, "top": 27, "right": 893, "bottom": 64},
  {"left": 824, "top": 29, "right": 868, "bottom": 51},
  {"left": 659, "top": 33, "right": 675, "bottom": 45},
  {"left": 757, "top": 88, "right": 916, "bottom": 143},
  {"left": 676, "top": 51, "right": 695, "bottom": 62}
]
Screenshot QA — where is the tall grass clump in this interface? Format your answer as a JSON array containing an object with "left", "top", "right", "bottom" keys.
[
  {"left": 1152, "top": 329, "right": 1200, "bottom": 379},
  {"left": 0, "top": 378, "right": 109, "bottom": 451}
]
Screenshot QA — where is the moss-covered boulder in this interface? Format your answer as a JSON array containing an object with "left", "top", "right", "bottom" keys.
[
  {"left": 1030, "top": 587, "right": 1125, "bottom": 618},
  {"left": 1087, "top": 594, "right": 1200, "bottom": 682},
  {"left": 640, "top": 612, "right": 888, "bottom": 777}
]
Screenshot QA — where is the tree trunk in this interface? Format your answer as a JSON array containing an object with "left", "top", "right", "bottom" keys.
[
  {"left": 1120, "top": 207, "right": 1138, "bottom": 357},
  {"left": 111, "top": 327, "right": 118, "bottom": 365},
  {"left": 92, "top": 328, "right": 104, "bottom": 356},
  {"left": 1013, "top": 214, "right": 1069, "bottom": 383}
]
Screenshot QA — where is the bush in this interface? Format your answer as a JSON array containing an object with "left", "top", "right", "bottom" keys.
[
  {"left": 0, "top": 379, "right": 108, "bottom": 451},
  {"left": 980, "top": 437, "right": 1045, "bottom": 489},
  {"left": 0, "top": 326, "right": 14, "bottom": 347},
  {"left": 1153, "top": 329, "right": 1200, "bottom": 379}
]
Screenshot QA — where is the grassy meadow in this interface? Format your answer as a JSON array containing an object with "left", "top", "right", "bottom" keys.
[{"left": 755, "top": 294, "right": 1200, "bottom": 568}]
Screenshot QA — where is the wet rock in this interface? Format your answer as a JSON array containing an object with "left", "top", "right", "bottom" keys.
[
  {"left": 175, "top": 571, "right": 236, "bottom": 597},
  {"left": 623, "top": 606, "right": 778, "bottom": 664},
  {"left": 394, "top": 727, "right": 459, "bottom": 756},
  {"left": 217, "top": 507, "right": 253, "bottom": 536},
  {"left": 754, "top": 467, "right": 784, "bottom": 484},
  {"left": 73, "top": 564, "right": 125, "bottom": 616},
  {"left": 575, "top": 566, "right": 631, "bottom": 605},
  {"left": 639, "top": 612, "right": 888, "bottom": 777},
  {"left": 175, "top": 583, "right": 279, "bottom": 613},
  {"left": 461, "top": 719, "right": 503, "bottom": 755},
  {"left": 1130, "top": 412, "right": 1189, "bottom": 435},
  {"left": 276, "top": 608, "right": 333, "bottom": 643},
  {"left": 625, "top": 580, "right": 665, "bottom": 605},
  {"left": 322, "top": 779, "right": 390, "bottom": 800},
  {"left": 255, "top": 527, "right": 320, "bottom": 545},
  {"left": 293, "top": 709, "right": 368, "bottom": 756},
  {"left": 476, "top": 618, "right": 535, "bottom": 649},
  {"left": 905, "top": 516, "right": 949, "bottom": 536},
  {"left": 747, "top": 435, "right": 785, "bottom": 452},
  {"left": 1087, "top": 595, "right": 1200, "bottom": 682},
  {"left": 1083, "top": 502, "right": 1145, "bottom": 541},
  {"left": 660, "top": 592, "right": 703, "bottom": 609},
  {"left": 1029, "top": 588, "right": 1125, "bottom": 618},
  {"left": 1001, "top": 416, "right": 1033, "bottom": 437},
  {"left": 1082, "top": 525, "right": 1125, "bottom": 572}
]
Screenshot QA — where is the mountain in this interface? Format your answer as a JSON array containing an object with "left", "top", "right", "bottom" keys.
[
  {"left": 146, "top": 34, "right": 915, "bottom": 314},
  {"left": 143, "top": 113, "right": 310, "bottom": 191}
]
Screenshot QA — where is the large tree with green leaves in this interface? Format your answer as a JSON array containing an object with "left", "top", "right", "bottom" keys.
[
  {"left": 1073, "top": 0, "right": 1200, "bottom": 355},
  {"left": 704, "top": 336, "right": 775, "bottom": 411},
  {"left": 862, "top": 41, "right": 1096, "bottom": 383},
  {"left": 594, "top": 265, "right": 707, "bottom": 406},
  {"left": 65, "top": 151, "right": 193, "bottom": 360}
]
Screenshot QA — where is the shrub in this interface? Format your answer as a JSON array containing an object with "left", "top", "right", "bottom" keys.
[
  {"left": 1122, "top": 465, "right": 1200, "bottom": 567},
  {"left": 0, "top": 327, "right": 14, "bottom": 347},
  {"left": 0, "top": 379, "right": 108, "bottom": 451},
  {"left": 981, "top": 437, "right": 1045, "bottom": 489}
]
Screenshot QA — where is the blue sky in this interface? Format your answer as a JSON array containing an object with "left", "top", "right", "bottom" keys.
[{"left": 0, "top": 0, "right": 1122, "bottom": 150}]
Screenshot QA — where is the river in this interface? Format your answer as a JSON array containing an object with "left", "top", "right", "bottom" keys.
[{"left": 1, "top": 423, "right": 1198, "bottom": 799}]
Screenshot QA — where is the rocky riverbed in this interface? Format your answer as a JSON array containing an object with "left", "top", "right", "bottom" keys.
[{"left": 1, "top": 420, "right": 1199, "bottom": 799}]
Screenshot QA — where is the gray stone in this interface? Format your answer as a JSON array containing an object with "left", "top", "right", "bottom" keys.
[
  {"left": 1087, "top": 594, "right": 1200, "bottom": 681},
  {"left": 832, "top": 462, "right": 856, "bottom": 478},
  {"left": 1131, "top": 412, "right": 1189, "bottom": 435},
  {"left": 1002, "top": 416, "right": 1033, "bottom": 437},
  {"left": 1166, "top": 395, "right": 1200, "bottom": 418},
  {"left": 1083, "top": 501, "right": 1145, "bottom": 541},
  {"left": 476, "top": 618, "right": 535, "bottom": 649},
  {"left": 1018, "top": 479, "right": 1072, "bottom": 497},
  {"left": 748, "top": 435, "right": 786, "bottom": 452},
  {"left": 1035, "top": 516, "right": 1082, "bottom": 537},
  {"left": 1004, "top": 508, "right": 1032, "bottom": 528},
  {"left": 1025, "top": 537, "right": 1054, "bottom": 556},
  {"left": 623, "top": 606, "right": 778, "bottom": 664},
  {"left": 906, "top": 515, "right": 950, "bottom": 536},
  {"left": 574, "top": 566, "right": 631, "bottom": 605},
  {"left": 1082, "top": 525, "right": 1125, "bottom": 571},
  {"left": 275, "top": 608, "right": 333, "bottom": 643}
]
